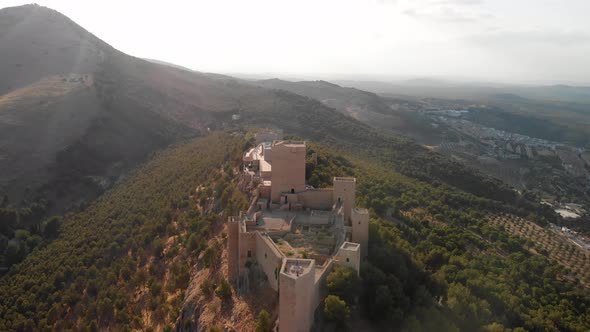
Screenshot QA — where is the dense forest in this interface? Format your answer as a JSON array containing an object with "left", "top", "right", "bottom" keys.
[
  {"left": 0, "top": 200, "right": 62, "bottom": 270},
  {"left": 306, "top": 142, "right": 589, "bottom": 331},
  {"left": 0, "top": 132, "right": 248, "bottom": 331},
  {"left": 1, "top": 131, "right": 587, "bottom": 331}
]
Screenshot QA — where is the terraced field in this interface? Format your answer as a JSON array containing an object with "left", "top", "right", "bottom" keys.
[{"left": 487, "top": 213, "right": 590, "bottom": 288}]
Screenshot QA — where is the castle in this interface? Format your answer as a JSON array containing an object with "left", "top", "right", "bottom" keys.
[{"left": 227, "top": 130, "right": 369, "bottom": 332}]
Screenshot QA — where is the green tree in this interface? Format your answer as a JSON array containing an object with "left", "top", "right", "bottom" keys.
[
  {"left": 200, "top": 279, "right": 214, "bottom": 297},
  {"left": 0, "top": 208, "right": 18, "bottom": 235},
  {"left": 324, "top": 295, "right": 350, "bottom": 322},
  {"left": 326, "top": 266, "right": 361, "bottom": 303},
  {"left": 446, "top": 283, "right": 491, "bottom": 332},
  {"left": 152, "top": 238, "right": 164, "bottom": 258},
  {"left": 5, "top": 240, "right": 27, "bottom": 266},
  {"left": 88, "top": 320, "right": 99, "bottom": 332},
  {"left": 43, "top": 216, "right": 62, "bottom": 238},
  {"left": 481, "top": 322, "right": 510, "bottom": 332},
  {"left": 215, "top": 278, "right": 232, "bottom": 302},
  {"left": 256, "top": 309, "right": 272, "bottom": 332}
]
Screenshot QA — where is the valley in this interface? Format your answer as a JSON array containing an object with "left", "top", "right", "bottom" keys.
[{"left": 253, "top": 77, "right": 589, "bottom": 233}]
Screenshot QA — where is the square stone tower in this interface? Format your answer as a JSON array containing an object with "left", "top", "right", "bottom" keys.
[
  {"left": 271, "top": 141, "right": 306, "bottom": 203},
  {"left": 351, "top": 208, "right": 369, "bottom": 258},
  {"left": 336, "top": 242, "right": 361, "bottom": 275},
  {"left": 279, "top": 259, "right": 315, "bottom": 332},
  {"left": 333, "top": 177, "right": 356, "bottom": 222}
]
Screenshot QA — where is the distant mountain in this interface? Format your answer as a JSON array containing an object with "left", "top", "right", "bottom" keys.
[
  {"left": 253, "top": 78, "right": 392, "bottom": 120},
  {"left": 143, "top": 58, "right": 196, "bottom": 72},
  {"left": 0, "top": 5, "right": 197, "bottom": 211},
  {"left": 251, "top": 78, "right": 447, "bottom": 144},
  {"left": 332, "top": 79, "right": 590, "bottom": 104},
  {"left": 0, "top": 5, "right": 399, "bottom": 212},
  {"left": 0, "top": 4, "right": 517, "bottom": 215},
  {"left": 0, "top": 5, "right": 273, "bottom": 211},
  {"left": 0, "top": 4, "right": 108, "bottom": 95}
]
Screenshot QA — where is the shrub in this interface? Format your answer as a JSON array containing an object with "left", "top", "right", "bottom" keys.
[
  {"left": 149, "top": 281, "right": 162, "bottom": 297},
  {"left": 215, "top": 278, "right": 232, "bottom": 301},
  {"left": 256, "top": 309, "right": 272, "bottom": 332},
  {"left": 200, "top": 279, "right": 214, "bottom": 297},
  {"left": 152, "top": 238, "right": 164, "bottom": 258}
]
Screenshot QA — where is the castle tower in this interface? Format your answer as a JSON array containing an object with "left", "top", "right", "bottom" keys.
[
  {"left": 333, "top": 177, "right": 356, "bottom": 222},
  {"left": 279, "top": 258, "right": 315, "bottom": 332},
  {"left": 336, "top": 242, "right": 361, "bottom": 275},
  {"left": 351, "top": 208, "right": 369, "bottom": 258},
  {"left": 271, "top": 141, "right": 306, "bottom": 203}
]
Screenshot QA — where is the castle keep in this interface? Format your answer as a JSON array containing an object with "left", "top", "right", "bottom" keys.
[{"left": 227, "top": 130, "right": 369, "bottom": 332}]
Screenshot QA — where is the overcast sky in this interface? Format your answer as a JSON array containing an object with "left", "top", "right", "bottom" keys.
[{"left": 2, "top": 0, "right": 590, "bottom": 84}]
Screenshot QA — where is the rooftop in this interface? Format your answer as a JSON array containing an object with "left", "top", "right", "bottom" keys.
[
  {"left": 273, "top": 140, "right": 306, "bottom": 148},
  {"left": 334, "top": 177, "right": 356, "bottom": 182},
  {"left": 340, "top": 242, "right": 360, "bottom": 251},
  {"left": 281, "top": 258, "right": 314, "bottom": 278},
  {"left": 353, "top": 207, "right": 369, "bottom": 214}
]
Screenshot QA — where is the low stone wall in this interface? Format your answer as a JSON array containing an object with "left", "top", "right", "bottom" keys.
[
  {"left": 307, "top": 210, "right": 332, "bottom": 225},
  {"left": 309, "top": 253, "right": 331, "bottom": 267},
  {"left": 298, "top": 189, "right": 333, "bottom": 210}
]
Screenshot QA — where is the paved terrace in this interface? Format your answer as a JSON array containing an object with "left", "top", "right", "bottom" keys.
[{"left": 245, "top": 210, "right": 294, "bottom": 233}]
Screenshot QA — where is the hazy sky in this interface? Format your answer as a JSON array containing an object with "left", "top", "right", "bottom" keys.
[{"left": 2, "top": 0, "right": 590, "bottom": 84}]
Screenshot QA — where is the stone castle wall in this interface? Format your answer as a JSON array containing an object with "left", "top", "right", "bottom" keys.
[
  {"left": 255, "top": 232, "right": 283, "bottom": 291},
  {"left": 298, "top": 189, "right": 334, "bottom": 210}
]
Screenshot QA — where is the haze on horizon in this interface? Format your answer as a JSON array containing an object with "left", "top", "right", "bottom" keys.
[{"left": 2, "top": 0, "right": 590, "bottom": 85}]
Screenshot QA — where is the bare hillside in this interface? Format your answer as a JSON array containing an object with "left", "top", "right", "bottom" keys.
[
  {"left": 0, "top": 4, "right": 109, "bottom": 95},
  {"left": 0, "top": 5, "right": 374, "bottom": 213}
]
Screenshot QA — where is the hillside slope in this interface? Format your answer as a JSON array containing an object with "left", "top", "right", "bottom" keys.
[
  {"left": 253, "top": 79, "right": 391, "bottom": 118},
  {"left": 0, "top": 5, "right": 276, "bottom": 211},
  {"left": 0, "top": 132, "right": 246, "bottom": 331},
  {"left": 1, "top": 131, "right": 588, "bottom": 331},
  {"left": 0, "top": 5, "right": 107, "bottom": 95},
  {"left": 0, "top": 4, "right": 512, "bottom": 215},
  {"left": 251, "top": 78, "right": 445, "bottom": 143}
]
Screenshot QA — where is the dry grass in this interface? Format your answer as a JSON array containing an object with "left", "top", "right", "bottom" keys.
[
  {"left": 0, "top": 74, "right": 91, "bottom": 109},
  {"left": 182, "top": 223, "right": 278, "bottom": 331}
]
